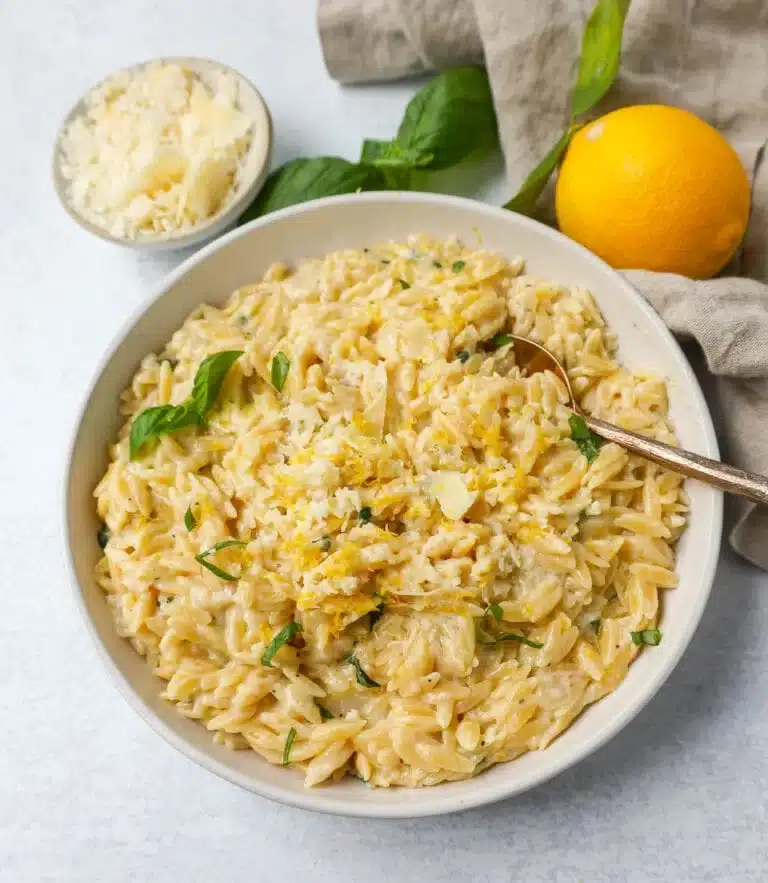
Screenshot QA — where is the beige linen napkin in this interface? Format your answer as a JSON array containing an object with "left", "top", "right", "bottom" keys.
[{"left": 318, "top": 0, "right": 768, "bottom": 568}]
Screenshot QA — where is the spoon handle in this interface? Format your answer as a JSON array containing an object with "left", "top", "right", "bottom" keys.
[{"left": 585, "top": 415, "right": 768, "bottom": 505}]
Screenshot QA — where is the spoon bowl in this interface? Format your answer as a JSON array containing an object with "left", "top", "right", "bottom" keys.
[{"left": 511, "top": 334, "right": 768, "bottom": 506}]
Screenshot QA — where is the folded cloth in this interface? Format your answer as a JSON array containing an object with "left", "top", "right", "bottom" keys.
[{"left": 318, "top": 0, "right": 768, "bottom": 568}]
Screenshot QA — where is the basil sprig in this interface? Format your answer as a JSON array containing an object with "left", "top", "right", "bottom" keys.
[
  {"left": 195, "top": 539, "right": 248, "bottom": 581},
  {"left": 505, "top": 0, "right": 630, "bottom": 216},
  {"left": 364, "top": 67, "right": 498, "bottom": 174},
  {"left": 238, "top": 68, "right": 498, "bottom": 222},
  {"left": 240, "top": 158, "right": 385, "bottom": 222},
  {"left": 129, "top": 350, "right": 242, "bottom": 459},
  {"left": 262, "top": 621, "right": 302, "bottom": 667},
  {"left": 184, "top": 506, "right": 196, "bottom": 531},
  {"left": 569, "top": 414, "right": 603, "bottom": 464}
]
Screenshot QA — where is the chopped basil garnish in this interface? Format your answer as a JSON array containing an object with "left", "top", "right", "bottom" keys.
[
  {"left": 569, "top": 414, "right": 602, "bottom": 464},
  {"left": 358, "top": 507, "right": 372, "bottom": 523},
  {"left": 97, "top": 524, "right": 110, "bottom": 550},
  {"left": 631, "top": 629, "right": 662, "bottom": 646},
  {"left": 318, "top": 704, "right": 334, "bottom": 720},
  {"left": 482, "top": 631, "right": 543, "bottom": 649},
  {"left": 195, "top": 539, "right": 247, "bottom": 581},
  {"left": 456, "top": 350, "right": 470, "bottom": 363},
  {"left": 271, "top": 352, "right": 290, "bottom": 392},
  {"left": 399, "top": 278, "right": 411, "bottom": 289},
  {"left": 433, "top": 260, "right": 442, "bottom": 268},
  {"left": 590, "top": 617, "right": 601, "bottom": 634},
  {"left": 486, "top": 331, "right": 512, "bottom": 349},
  {"left": 452, "top": 260, "right": 466, "bottom": 272},
  {"left": 130, "top": 350, "right": 243, "bottom": 459},
  {"left": 262, "top": 621, "right": 302, "bottom": 667},
  {"left": 346, "top": 654, "right": 380, "bottom": 688},
  {"left": 282, "top": 727, "right": 297, "bottom": 765},
  {"left": 370, "top": 600, "right": 385, "bottom": 630},
  {"left": 184, "top": 506, "right": 196, "bottom": 531},
  {"left": 486, "top": 603, "right": 503, "bottom": 622},
  {"left": 315, "top": 535, "right": 332, "bottom": 553}
]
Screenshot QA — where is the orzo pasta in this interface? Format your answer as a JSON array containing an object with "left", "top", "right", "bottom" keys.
[{"left": 94, "top": 235, "right": 686, "bottom": 788}]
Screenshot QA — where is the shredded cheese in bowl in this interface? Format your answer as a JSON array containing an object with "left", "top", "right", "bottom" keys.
[
  {"left": 57, "top": 61, "right": 260, "bottom": 241},
  {"left": 94, "top": 235, "right": 687, "bottom": 788}
]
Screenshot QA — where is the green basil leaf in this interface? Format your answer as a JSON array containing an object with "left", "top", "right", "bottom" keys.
[
  {"left": 262, "top": 621, "right": 302, "bottom": 667},
  {"left": 369, "top": 600, "right": 385, "bottom": 630},
  {"left": 190, "top": 350, "right": 243, "bottom": 416},
  {"left": 569, "top": 414, "right": 603, "bottom": 463},
  {"left": 590, "top": 617, "right": 602, "bottom": 634},
  {"left": 631, "top": 628, "right": 662, "bottom": 646},
  {"left": 195, "top": 539, "right": 248, "bottom": 582},
  {"left": 346, "top": 654, "right": 380, "bottom": 688},
  {"left": 452, "top": 260, "right": 466, "bottom": 272},
  {"left": 570, "top": 0, "right": 631, "bottom": 118},
  {"left": 504, "top": 128, "right": 574, "bottom": 217},
  {"left": 456, "top": 350, "right": 470, "bottom": 363},
  {"left": 282, "top": 727, "right": 297, "bottom": 765},
  {"left": 395, "top": 67, "right": 498, "bottom": 170},
  {"left": 484, "top": 632, "right": 544, "bottom": 649},
  {"left": 486, "top": 332, "right": 512, "bottom": 350},
  {"left": 184, "top": 506, "right": 196, "bottom": 531},
  {"left": 239, "top": 157, "right": 385, "bottom": 222},
  {"left": 129, "top": 351, "right": 241, "bottom": 459},
  {"left": 129, "top": 403, "right": 201, "bottom": 460},
  {"left": 358, "top": 507, "right": 372, "bottom": 523},
  {"left": 97, "top": 524, "right": 110, "bottom": 550},
  {"left": 487, "top": 603, "right": 503, "bottom": 622},
  {"left": 318, "top": 704, "right": 334, "bottom": 720},
  {"left": 399, "top": 279, "right": 411, "bottom": 289},
  {"left": 271, "top": 352, "right": 290, "bottom": 392}
]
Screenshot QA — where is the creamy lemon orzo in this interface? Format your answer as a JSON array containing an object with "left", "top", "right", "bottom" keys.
[{"left": 94, "top": 235, "right": 686, "bottom": 788}]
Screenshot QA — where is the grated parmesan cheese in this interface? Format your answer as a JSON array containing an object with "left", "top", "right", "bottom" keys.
[{"left": 59, "top": 62, "right": 254, "bottom": 239}]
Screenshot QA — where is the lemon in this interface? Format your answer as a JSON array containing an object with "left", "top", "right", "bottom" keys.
[{"left": 555, "top": 105, "right": 751, "bottom": 279}]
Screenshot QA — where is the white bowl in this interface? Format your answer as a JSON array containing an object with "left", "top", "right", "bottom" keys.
[
  {"left": 64, "top": 193, "right": 722, "bottom": 817},
  {"left": 52, "top": 57, "right": 272, "bottom": 251}
]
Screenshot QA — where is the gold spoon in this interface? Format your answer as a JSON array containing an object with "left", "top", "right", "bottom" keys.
[{"left": 511, "top": 335, "right": 768, "bottom": 505}]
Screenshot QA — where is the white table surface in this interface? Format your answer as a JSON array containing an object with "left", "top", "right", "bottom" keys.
[{"left": 3, "top": 1, "right": 768, "bottom": 880}]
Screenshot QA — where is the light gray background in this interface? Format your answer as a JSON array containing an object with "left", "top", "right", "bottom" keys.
[{"left": 2, "top": 1, "right": 767, "bottom": 881}]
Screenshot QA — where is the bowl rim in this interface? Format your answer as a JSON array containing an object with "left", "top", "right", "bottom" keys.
[
  {"left": 63, "top": 191, "right": 723, "bottom": 817},
  {"left": 51, "top": 55, "right": 272, "bottom": 250}
]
